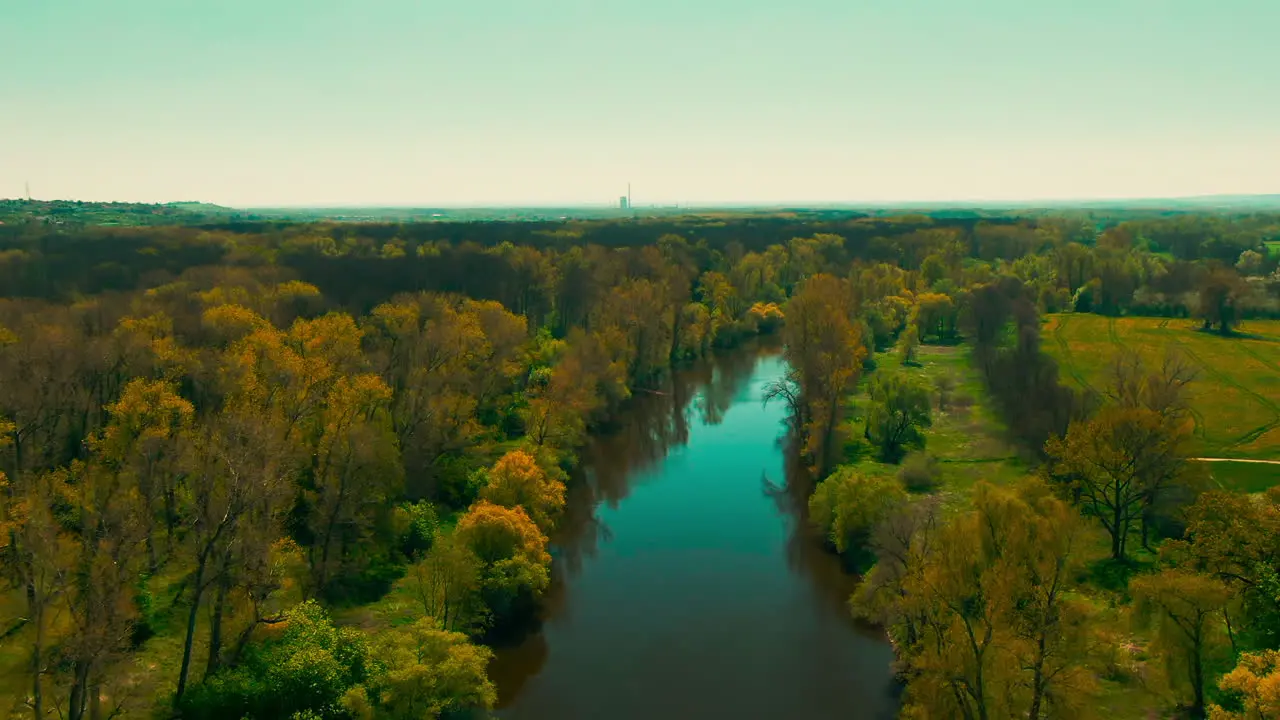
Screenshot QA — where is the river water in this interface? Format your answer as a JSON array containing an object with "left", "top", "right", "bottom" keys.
[{"left": 489, "top": 345, "right": 900, "bottom": 719}]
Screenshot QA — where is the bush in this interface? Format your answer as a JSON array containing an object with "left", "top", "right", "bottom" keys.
[
  {"left": 396, "top": 500, "right": 439, "bottom": 559},
  {"left": 808, "top": 468, "right": 908, "bottom": 571},
  {"left": 898, "top": 452, "right": 941, "bottom": 493},
  {"left": 180, "top": 601, "right": 371, "bottom": 720}
]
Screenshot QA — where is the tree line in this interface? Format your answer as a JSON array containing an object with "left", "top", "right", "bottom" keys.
[
  {"left": 0, "top": 229, "right": 800, "bottom": 718},
  {"left": 775, "top": 266, "right": 1279, "bottom": 718},
  {"left": 1, "top": 208, "right": 1278, "bottom": 718}
]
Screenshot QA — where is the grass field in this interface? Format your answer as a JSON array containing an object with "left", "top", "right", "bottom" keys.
[
  {"left": 844, "top": 345, "right": 1029, "bottom": 497},
  {"left": 1044, "top": 314, "right": 1280, "bottom": 490}
]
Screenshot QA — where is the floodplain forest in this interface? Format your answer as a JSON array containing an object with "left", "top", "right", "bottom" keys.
[{"left": 2, "top": 204, "right": 1280, "bottom": 719}]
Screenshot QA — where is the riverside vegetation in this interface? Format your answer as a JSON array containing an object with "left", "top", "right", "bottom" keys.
[{"left": 0, "top": 204, "right": 1279, "bottom": 718}]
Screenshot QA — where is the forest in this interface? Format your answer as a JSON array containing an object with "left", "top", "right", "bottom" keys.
[{"left": 2, "top": 205, "right": 1280, "bottom": 719}]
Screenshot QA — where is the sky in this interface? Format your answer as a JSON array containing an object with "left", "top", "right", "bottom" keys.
[{"left": 3, "top": 0, "right": 1278, "bottom": 207}]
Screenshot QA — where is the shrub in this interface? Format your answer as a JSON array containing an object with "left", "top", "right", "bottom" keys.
[
  {"left": 396, "top": 500, "right": 440, "bottom": 559},
  {"left": 180, "top": 601, "right": 371, "bottom": 720},
  {"left": 898, "top": 452, "right": 941, "bottom": 493}
]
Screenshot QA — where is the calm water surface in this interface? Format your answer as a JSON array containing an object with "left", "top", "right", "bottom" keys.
[{"left": 489, "top": 346, "right": 900, "bottom": 719}]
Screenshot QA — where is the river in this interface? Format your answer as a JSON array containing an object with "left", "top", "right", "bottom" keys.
[{"left": 488, "top": 344, "right": 900, "bottom": 719}]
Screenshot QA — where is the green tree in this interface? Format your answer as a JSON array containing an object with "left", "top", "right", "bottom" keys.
[
  {"left": 808, "top": 468, "right": 907, "bottom": 569},
  {"left": 343, "top": 619, "right": 496, "bottom": 719},
  {"left": 410, "top": 534, "right": 485, "bottom": 634},
  {"left": 866, "top": 372, "right": 933, "bottom": 463},
  {"left": 181, "top": 600, "right": 371, "bottom": 720}
]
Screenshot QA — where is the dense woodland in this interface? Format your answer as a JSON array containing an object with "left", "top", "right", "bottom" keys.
[{"left": 2, "top": 207, "right": 1280, "bottom": 718}]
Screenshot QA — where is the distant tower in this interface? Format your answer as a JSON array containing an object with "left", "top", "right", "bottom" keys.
[
  {"left": 619, "top": 195, "right": 629, "bottom": 210},
  {"left": 25, "top": 181, "right": 31, "bottom": 201}
]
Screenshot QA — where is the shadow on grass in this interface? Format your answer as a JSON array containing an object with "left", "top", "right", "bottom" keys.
[
  {"left": 1191, "top": 325, "right": 1279, "bottom": 342},
  {"left": 1085, "top": 555, "right": 1157, "bottom": 594},
  {"left": 841, "top": 434, "right": 876, "bottom": 464},
  {"left": 1225, "top": 329, "right": 1280, "bottom": 343}
]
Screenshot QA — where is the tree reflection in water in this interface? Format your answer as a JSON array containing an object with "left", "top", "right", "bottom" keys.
[
  {"left": 488, "top": 339, "right": 897, "bottom": 717},
  {"left": 489, "top": 343, "right": 768, "bottom": 702}
]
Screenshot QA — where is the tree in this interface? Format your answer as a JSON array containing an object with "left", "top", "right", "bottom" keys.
[
  {"left": 1132, "top": 569, "right": 1233, "bottom": 718},
  {"left": 174, "top": 410, "right": 293, "bottom": 702},
  {"left": 915, "top": 292, "right": 957, "bottom": 341},
  {"left": 1167, "top": 488, "right": 1280, "bottom": 648},
  {"left": 1105, "top": 348, "right": 1197, "bottom": 420},
  {"left": 890, "top": 481, "right": 1098, "bottom": 720},
  {"left": 1045, "top": 404, "right": 1198, "bottom": 561},
  {"left": 1236, "top": 249, "right": 1265, "bottom": 277},
  {"left": 364, "top": 295, "right": 524, "bottom": 501},
  {"left": 897, "top": 323, "right": 920, "bottom": 366},
  {"left": 411, "top": 534, "right": 484, "bottom": 634},
  {"left": 852, "top": 495, "right": 944, "bottom": 663},
  {"left": 1102, "top": 349, "right": 1202, "bottom": 547},
  {"left": 1195, "top": 268, "right": 1244, "bottom": 335},
  {"left": 96, "top": 378, "right": 193, "bottom": 573},
  {"left": 519, "top": 347, "right": 599, "bottom": 454},
  {"left": 304, "top": 373, "right": 402, "bottom": 596},
  {"left": 179, "top": 600, "right": 372, "bottom": 720},
  {"left": 61, "top": 458, "right": 148, "bottom": 720},
  {"left": 779, "top": 274, "right": 865, "bottom": 475},
  {"left": 478, "top": 449, "right": 566, "bottom": 533},
  {"left": 0, "top": 419, "right": 69, "bottom": 720},
  {"left": 866, "top": 372, "right": 933, "bottom": 463},
  {"left": 454, "top": 501, "right": 551, "bottom": 628},
  {"left": 343, "top": 619, "right": 496, "bottom": 719},
  {"left": 1209, "top": 650, "right": 1280, "bottom": 720},
  {"left": 808, "top": 468, "right": 907, "bottom": 567}
]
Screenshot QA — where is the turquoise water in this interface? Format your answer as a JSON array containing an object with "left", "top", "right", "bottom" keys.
[{"left": 490, "top": 347, "right": 899, "bottom": 719}]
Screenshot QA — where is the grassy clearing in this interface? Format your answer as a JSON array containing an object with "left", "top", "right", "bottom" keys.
[
  {"left": 1198, "top": 461, "right": 1280, "bottom": 494},
  {"left": 844, "top": 344, "right": 1028, "bottom": 496},
  {"left": 1044, "top": 314, "right": 1280, "bottom": 467},
  {"left": 1265, "top": 240, "right": 1280, "bottom": 258}
]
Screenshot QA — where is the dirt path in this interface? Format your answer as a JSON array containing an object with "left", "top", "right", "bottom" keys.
[{"left": 1193, "top": 458, "right": 1280, "bottom": 465}]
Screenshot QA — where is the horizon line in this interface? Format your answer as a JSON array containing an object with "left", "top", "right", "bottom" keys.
[{"left": 6, "top": 192, "right": 1280, "bottom": 210}]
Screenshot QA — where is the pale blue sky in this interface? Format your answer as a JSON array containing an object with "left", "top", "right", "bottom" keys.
[{"left": 3, "top": 0, "right": 1277, "bottom": 206}]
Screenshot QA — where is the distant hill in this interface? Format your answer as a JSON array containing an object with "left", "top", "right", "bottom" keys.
[
  {"left": 2, "top": 194, "right": 1277, "bottom": 227},
  {"left": 0, "top": 199, "right": 244, "bottom": 226}
]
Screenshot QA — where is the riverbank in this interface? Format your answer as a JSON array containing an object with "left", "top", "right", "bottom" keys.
[{"left": 486, "top": 346, "right": 900, "bottom": 718}]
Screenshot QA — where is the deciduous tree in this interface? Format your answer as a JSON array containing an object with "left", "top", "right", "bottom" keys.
[
  {"left": 866, "top": 372, "right": 933, "bottom": 463},
  {"left": 1132, "top": 569, "right": 1234, "bottom": 718},
  {"left": 1045, "top": 404, "right": 1197, "bottom": 561}
]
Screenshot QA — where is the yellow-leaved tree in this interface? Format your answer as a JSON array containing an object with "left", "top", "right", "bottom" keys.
[
  {"left": 887, "top": 481, "right": 1098, "bottom": 720},
  {"left": 1132, "top": 569, "right": 1234, "bottom": 719},
  {"left": 1210, "top": 650, "right": 1280, "bottom": 720},
  {"left": 772, "top": 274, "right": 865, "bottom": 476},
  {"left": 479, "top": 449, "right": 566, "bottom": 533},
  {"left": 342, "top": 618, "right": 497, "bottom": 720},
  {"left": 455, "top": 501, "right": 551, "bottom": 630}
]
